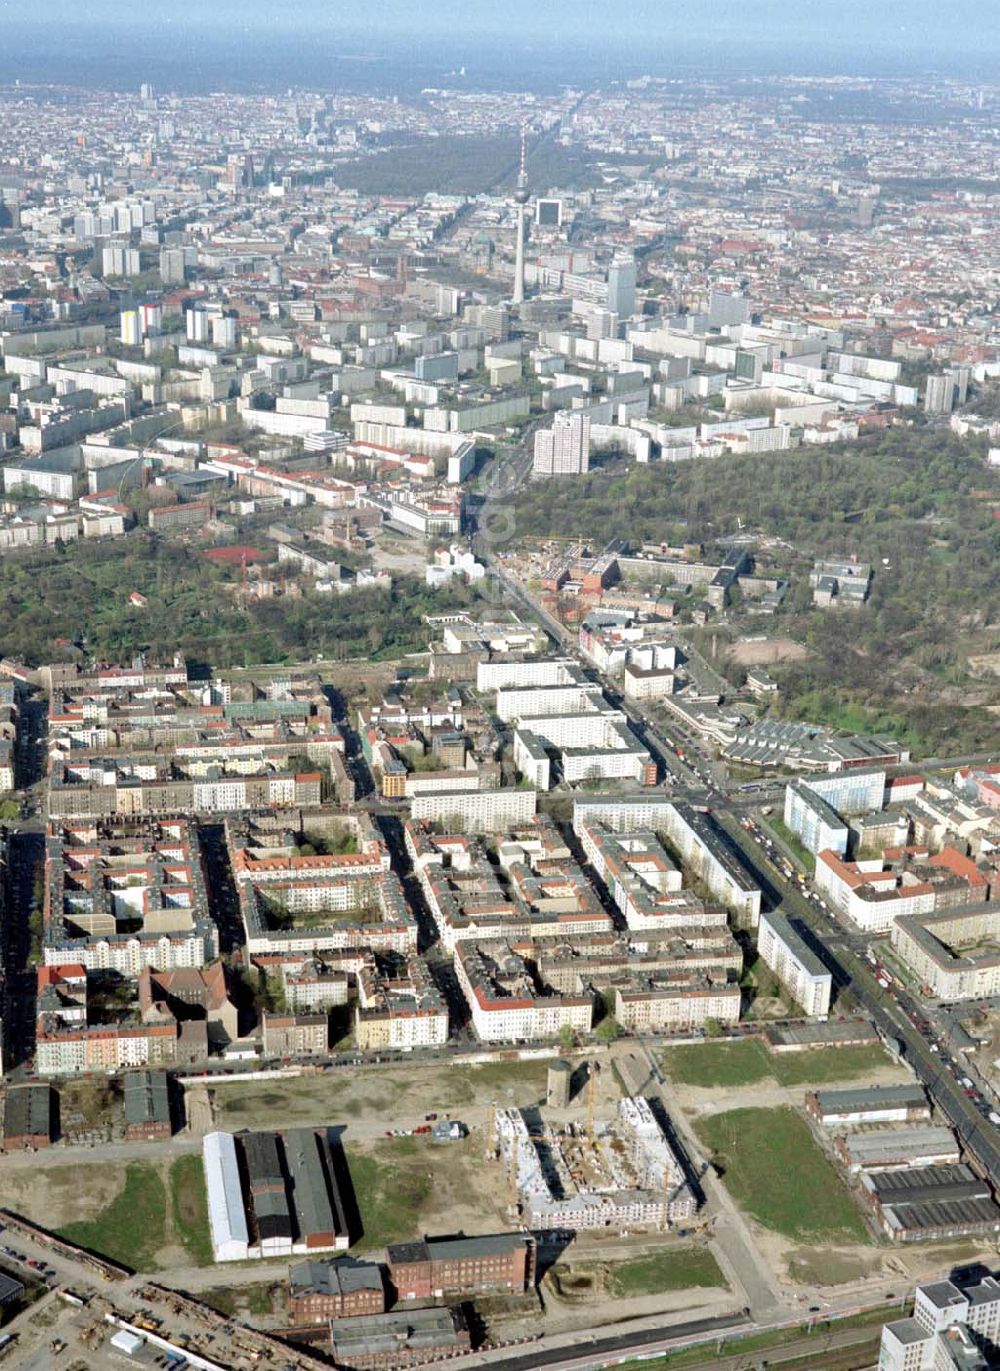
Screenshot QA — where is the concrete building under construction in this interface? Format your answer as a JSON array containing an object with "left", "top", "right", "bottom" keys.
[{"left": 492, "top": 1097, "right": 698, "bottom": 1232}]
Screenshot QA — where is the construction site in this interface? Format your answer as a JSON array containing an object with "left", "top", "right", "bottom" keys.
[{"left": 489, "top": 1063, "right": 701, "bottom": 1234}]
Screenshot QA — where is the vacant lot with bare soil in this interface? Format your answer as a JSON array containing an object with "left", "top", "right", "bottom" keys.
[
  {"left": 211, "top": 1060, "right": 553, "bottom": 1132},
  {"left": 2, "top": 1155, "right": 211, "bottom": 1272},
  {"left": 730, "top": 637, "right": 811, "bottom": 666},
  {"left": 348, "top": 1134, "right": 512, "bottom": 1250}
]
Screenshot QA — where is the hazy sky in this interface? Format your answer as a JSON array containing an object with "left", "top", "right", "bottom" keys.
[
  {"left": 1, "top": 0, "right": 997, "bottom": 86},
  {"left": 5, "top": 0, "right": 998, "bottom": 47}
]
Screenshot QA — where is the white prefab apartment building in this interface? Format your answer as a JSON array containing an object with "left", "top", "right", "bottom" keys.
[
  {"left": 890, "top": 907, "right": 1000, "bottom": 1003},
  {"left": 757, "top": 909, "right": 832, "bottom": 1017},
  {"left": 410, "top": 787, "right": 537, "bottom": 834},
  {"left": 879, "top": 1276, "right": 1000, "bottom": 1371},
  {"left": 623, "top": 646, "right": 678, "bottom": 702},
  {"left": 495, "top": 679, "right": 604, "bottom": 724},
  {"left": 533, "top": 413, "right": 591, "bottom": 476},
  {"left": 573, "top": 795, "right": 761, "bottom": 926},
  {"left": 784, "top": 779, "right": 850, "bottom": 858},
  {"left": 802, "top": 767, "right": 886, "bottom": 813},
  {"left": 476, "top": 658, "right": 579, "bottom": 692},
  {"left": 514, "top": 716, "right": 652, "bottom": 788}
]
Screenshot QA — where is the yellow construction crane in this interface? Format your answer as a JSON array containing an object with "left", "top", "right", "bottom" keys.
[{"left": 586, "top": 1060, "right": 600, "bottom": 1145}]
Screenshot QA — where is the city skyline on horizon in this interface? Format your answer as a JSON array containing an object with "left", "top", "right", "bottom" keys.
[{"left": 2, "top": 6, "right": 1000, "bottom": 1365}]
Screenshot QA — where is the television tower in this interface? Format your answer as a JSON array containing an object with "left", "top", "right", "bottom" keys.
[{"left": 512, "top": 123, "right": 530, "bottom": 307}]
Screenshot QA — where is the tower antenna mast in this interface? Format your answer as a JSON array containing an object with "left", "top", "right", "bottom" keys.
[{"left": 512, "top": 121, "right": 530, "bottom": 307}]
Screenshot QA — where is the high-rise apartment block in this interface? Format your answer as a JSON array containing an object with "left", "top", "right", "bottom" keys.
[
  {"left": 102, "top": 243, "right": 141, "bottom": 278},
  {"left": 924, "top": 373, "right": 956, "bottom": 414},
  {"left": 120, "top": 308, "right": 142, "bottom": 348},
  {"left": 533, "top": 413, "right": 591, "bottom": 476},
  {"left": 606, "top": 256, "right": 637, "bottom": 319}
]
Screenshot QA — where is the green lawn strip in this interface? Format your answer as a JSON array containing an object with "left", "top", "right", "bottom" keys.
[
  {"left": 169, "top": 1153, "right": 214, "bottom": 1267},
  {"left": 786, "top": 1248, "right": 881, "bottom": 1286},
  {"left": 694, "top": 1107, "right": 869, "bottom": 1244},
  {"left": 199, "top": 1288, "right": 240, "bottom": 1319},
  {"left": 663, "top": 1040, "right": 890, "bottom": 1090},
  {"left": 764, "top": 815, "right": 816, "bottom": 873},
  {"left": 628, "top": 1336, "right": 879, "bottom": 1371},
  {"left": 214, "top": 1071, "right": 410, "bottom": 1126},
  {"left": 768, "top": 1044, "right": 891, "bottom": 1088},
  {"left": 662, "top": 1040, "right": 771, "bottom": 1088},
  {"left": 348, "top": 1137, "right": 434, "bottom": 1250},
  {"left": 610, "top": 1248, "right": 727, "bottom": 1298},
  {"left": 59, "top": 1161, "right": 168, "bottom": 1271}
]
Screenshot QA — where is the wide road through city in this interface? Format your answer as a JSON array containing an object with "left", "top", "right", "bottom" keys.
[
  {"left": 468, "top": 443, "right": 1000, "bottom": 1172},
  {"left": 720, "top": 817, "right": 1000, "bottom": 1186}
]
